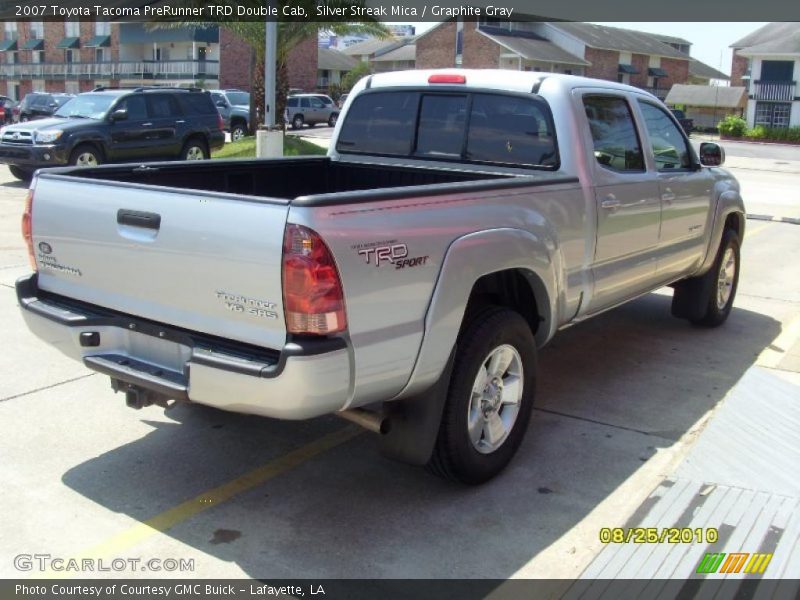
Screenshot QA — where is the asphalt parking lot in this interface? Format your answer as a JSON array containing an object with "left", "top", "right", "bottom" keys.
[{"left": 0, "top": 151, "right": 798, "bottom": 581}]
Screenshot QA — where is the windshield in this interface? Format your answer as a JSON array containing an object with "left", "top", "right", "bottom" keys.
[
  {"left": 226, "top": 92, "right": 250, "bottom": 106},
  {"left": 54, "top": 94, "right": 116, "bottom": 119}
]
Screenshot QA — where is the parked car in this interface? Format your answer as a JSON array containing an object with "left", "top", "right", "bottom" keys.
[
  {"left": 0, "top": 96, "right": 17, "bottom": 124},
  {"left": 17, "top": 70, "right": 743, "bottom": 484},
  {"left": 16, "top": 93, "right": 74, "bottom": 122},
  {"left": 337, "top": 93, "right": 349, "bottom": 108},
  {"left": 0, "top": 86, "right": 224, "bottom": 181},
  {"left": 209, "top": 89, "right": 250, "bottom": 142},
  {"left": 309, "top": 94, "right": 335, "bottom": 108},
  {"left": 670, "top": 109, "right": 694, "bottom": 135},
  {"left": 285, "top": 94, "right": 339, "bottom": 129}
]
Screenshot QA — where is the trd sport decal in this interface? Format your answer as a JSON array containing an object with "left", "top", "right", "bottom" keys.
[{"left": 353, "top": 241, "right": 429, "bottom": 269}]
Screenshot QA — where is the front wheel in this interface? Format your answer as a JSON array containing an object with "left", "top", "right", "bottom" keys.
[
  {"left": 672, "top": 228, "right": 740, "bottom": 327},
  {"left": 328, "top": 113, "right": 339, "bottom": 127},
  {"left": 428, "top": 307, "right": 536, "bottom": 484},
  {"left": 69, "top": 145, "right": 101, "bottom": 168},
  {"left": 8, "top": 165, "right": 32, "bottom": 181},
  {"left": 230, "top": 123, "right": 246, "bottom": 142},
  {"left": 181, "top": 139, "right": 208, "bottom": 160}
]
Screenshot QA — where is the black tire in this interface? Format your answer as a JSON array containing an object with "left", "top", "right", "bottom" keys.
[
  {"left": 328, "top": 113, "right": 339, "bottom": 127},
  {"left": 427, "top": 306, "right": 537, "bottom": 484},
  {"left": 672, "top": 229, "right": 740, "bottom": 327},
  {"left": 69, "top": 144, "right": 102, "bottom": 168},
  {"left": 180, "top": 138, "right": 208, "bottom": 161},
  {"left": 291, "top": 115, "right": 304, "bottom": 130},
  {"left": 8, "top": 165, "right": 32, "bottom": 181},
  {"left": 230, "top": 122, "right": 246, "bottom": 142}
]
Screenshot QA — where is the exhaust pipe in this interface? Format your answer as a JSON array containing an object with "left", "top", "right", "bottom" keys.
[{"left": 337, "top": 408, "right": 390, "bottom": 434}]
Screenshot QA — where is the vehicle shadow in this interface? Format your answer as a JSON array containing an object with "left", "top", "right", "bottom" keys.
[
  {"left": 61, "top": 293, "right": 780, "bottom": 581},
  {"left": 0, "top": 179, "right": 28, "bottom": 189}
]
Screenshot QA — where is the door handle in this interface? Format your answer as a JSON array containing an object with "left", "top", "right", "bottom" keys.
[
  {"left": 117, "top": 209, "right": 161, "bottom": 230},
  {"left": 141, "top": 122, "right": 153, "bottom": 127},
  {"left": 176, "top": 120, "right": 185, "bottom": 124},
  {"left": 600, "top": 195, "right": 620, "bottom": 210}
]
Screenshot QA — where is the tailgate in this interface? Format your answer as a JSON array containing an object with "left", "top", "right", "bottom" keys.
[{"left": 30, "top": 175, "right": 289, "bottom": 350}]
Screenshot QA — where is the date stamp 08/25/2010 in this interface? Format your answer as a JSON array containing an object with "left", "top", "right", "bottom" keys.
[{"left": 599, "top": 527, "right": 719, "bottom": 544}]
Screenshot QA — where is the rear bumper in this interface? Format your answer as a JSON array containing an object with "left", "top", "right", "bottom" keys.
[{"left": 16, "top": 274, "right": 351, "bottom": 419}]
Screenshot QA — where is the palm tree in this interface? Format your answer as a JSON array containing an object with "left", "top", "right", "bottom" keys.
[{"left": 153, "top": 1, "right": 390, "bottom": 130}]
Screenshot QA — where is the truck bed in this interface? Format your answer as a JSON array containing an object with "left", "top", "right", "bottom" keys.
[{"left": 45, "top": 156, "right": 522, "bottom": 204}]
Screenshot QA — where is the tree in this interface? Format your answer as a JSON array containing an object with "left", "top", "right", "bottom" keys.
[
  {"left": 154, "top": 1, "right": 390, "bottom": 130},
  {"left": 340, "top": 61, "right": 372, "bottom": 92}
]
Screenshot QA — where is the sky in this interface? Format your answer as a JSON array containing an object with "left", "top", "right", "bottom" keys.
[{"left": 405, "top": 22, "right": 769, "bottom": 78}]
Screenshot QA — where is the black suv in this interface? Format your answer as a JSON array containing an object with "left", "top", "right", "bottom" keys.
[
  {"left": 16, "top": 93, "right": 74, "bottom": 122},
  {"left": 0, "top": 87, "right": 225, "bottom": 181}
]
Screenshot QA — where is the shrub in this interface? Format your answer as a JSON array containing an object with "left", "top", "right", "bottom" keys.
[
  {"left": 746, "top": 125, "right": 768, "bottom": 139},
  {"left": 717, "top": 115, "right": 747, "bottom": 137}
]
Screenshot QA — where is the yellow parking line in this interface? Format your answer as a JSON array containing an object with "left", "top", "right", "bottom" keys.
[
  {"left": 41, "top": 425, "right": 362, "bottom": 578},
  {"left": 746, "top": 223, "right": 772, "bottom": 239}
]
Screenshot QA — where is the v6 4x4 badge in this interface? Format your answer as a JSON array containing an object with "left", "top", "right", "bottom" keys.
[{"left": 355, "top": 242, "right": 429, "bottom": 270}]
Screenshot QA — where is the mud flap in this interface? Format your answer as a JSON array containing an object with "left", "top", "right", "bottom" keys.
[
  {"left": 671, "top": 270, "right": 714, "bottom": 321},
  {"left": 379, "top": 347, "right": 456, "bottom": 466}
]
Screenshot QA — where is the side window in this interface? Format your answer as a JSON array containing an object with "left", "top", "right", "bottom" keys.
[
  {"left": 287, "top": 98, "right": 298, "bottom": 108},
  {"left": 583, "top": 95, "right": 644, "bottom": 172},
  {"left": 466, "top": 93, "right": 558, "bottom": 167},
  {"left": 148, "top": 94, "right": 179, "bottom": 119},
  {"left": 638, "top": 101, "right": 692, "bottom": 170},
  {"left": 117, "top": 95, "right": 148, "bottom": 121},
  {"left": 300, "top": 98, "right": 310, "bottom": 109}
]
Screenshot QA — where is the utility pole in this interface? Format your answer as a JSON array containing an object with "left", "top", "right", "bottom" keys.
[{"left": 264, "top": 3, "right": 277, "bottom": 127}]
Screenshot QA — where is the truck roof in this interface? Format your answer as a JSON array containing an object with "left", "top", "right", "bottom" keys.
[{"left": 365, "top": 69, "right": 657, "bottom": 98}]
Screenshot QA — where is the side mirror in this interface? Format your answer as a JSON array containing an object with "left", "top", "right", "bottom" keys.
[
  {"left": 109, "top": 108, "right": 128, "bottom": 122},
  {"left": 216, "top": 100, "right": 227, "bottom": 108},
  {"left": 699, "top": 142, "right": 725, "bottom": 167}
]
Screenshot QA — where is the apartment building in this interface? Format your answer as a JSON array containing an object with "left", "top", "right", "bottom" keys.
[
  {"left": 0, "top": 21, "right": 220, "bottom": 100},
  {"left": 416, "top": 21, "right": 705, "bottom": 99}
]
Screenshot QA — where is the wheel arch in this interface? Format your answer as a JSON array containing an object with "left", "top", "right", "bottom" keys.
[{"left": 392, "top": 227, "right": 558, "bottom": 402}]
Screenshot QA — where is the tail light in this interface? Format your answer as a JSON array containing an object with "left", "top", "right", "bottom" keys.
[
  {"left": 428, "top": 73, "right": 466, "bottom": 84},
  {"left": 282, "top": 224, "right": 347, "bottom": 335},
  {"left": 21, "top": 186, "right": 36, "bottom": 271},
  {"left": 217, "top": 112, "right": 224, "bottom": 132}
]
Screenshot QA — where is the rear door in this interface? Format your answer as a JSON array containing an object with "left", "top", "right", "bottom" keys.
[
  {"left": 31, "top": 174, "right": 290, "bottom": 349},
  {"left": 144, "top": 93, "right": 181, "bottom": 159},
  {"left": 579, "top": 92, "right": 663, "bottom": 312}
]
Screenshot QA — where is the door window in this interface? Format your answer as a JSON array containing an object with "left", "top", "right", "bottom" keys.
[
  {"left": 582, "top": 95, "right": 644, "bottom": 172},
  {"left": 147, "top": 94, "right": 179, "bottom": 118},
  {"left": 116, "top": 95, "right": 148, "bottom": 120},
  {"left": 637, "top": 101, "right": 692, "bottom": 171}
]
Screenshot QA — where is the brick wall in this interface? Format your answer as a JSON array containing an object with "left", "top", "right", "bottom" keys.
[
  {"left": 658, "top": 57, "right": 690, "bottom": 89},
  {"left": 584, "top": 47, "right": 620, "bottom": 82},
  {"left": 630, "top": 54, "right": 648, "bottom": 87},
  {"left": 416, "top": 21, "right": 456, "bottom": 69},
  {"left": 730, "top": 50, "right": 748, "bottom": 87},
  {"left": 463, "top": 24, "right": 501, "bottom": 68},
  {"left": 219, "top": 28, "right": 253, "bottom": 91},
  {"left": 286, "top": 36, "right": 318, "bottom": 92}
]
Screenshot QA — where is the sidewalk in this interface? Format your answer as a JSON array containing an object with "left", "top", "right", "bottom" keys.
[{"left": 576, "top": 324, "right": 800, "bottom": 586}]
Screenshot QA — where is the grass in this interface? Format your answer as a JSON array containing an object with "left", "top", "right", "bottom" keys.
[{"left": 212, "top": 135, "right": 326, "bottom": 159}]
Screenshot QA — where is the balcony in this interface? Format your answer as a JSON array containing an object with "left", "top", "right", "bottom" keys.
[
  {"left": 0, "top": 60, "right": 219, "bottom": 81},
  {"left": 751, "top": 80, "right": 796, "bottom": 102},
  {"left": 639, "top": 86, "right": 669, "bottom": 100}
]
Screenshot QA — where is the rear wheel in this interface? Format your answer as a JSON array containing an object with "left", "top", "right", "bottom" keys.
[
  {"left": 427, "top": 307, "right": 536, "bottom": 484},
  {"left": 328, "top": 113, "right": 339, "bottom": 127},
  {"left": 8, "top": 165, "right": 32, "bottom": 181},
  {"left": 69, "top": 144, "right": 101, "bottom": 168},
  {"left": 181, "top": 139, "right": 208, "bottom": 160},
  {"left": 291, "top": 114, "right": 304, "bottom": 130}
]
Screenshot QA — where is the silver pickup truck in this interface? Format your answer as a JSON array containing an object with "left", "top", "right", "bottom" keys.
[{"left": 17, "top": 70, "right": 744, "bottom": 484}]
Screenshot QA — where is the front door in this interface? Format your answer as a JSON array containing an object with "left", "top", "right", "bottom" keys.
[
  {"left": 579, "top": 92, "right": 662, "bottom": 312},
  {"left": 636, "top": 100, "right": 712, "bottom": 280},
  {"left": 108, "top": 95, "right": 151, "bottom": 161}
]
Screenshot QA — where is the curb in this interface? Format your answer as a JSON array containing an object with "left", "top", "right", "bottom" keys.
[{"left": 747, "top": 214, "right": 800, "bottom": 225}]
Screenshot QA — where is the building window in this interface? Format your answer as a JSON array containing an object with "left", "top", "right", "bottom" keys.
[
  {"left": 29, "top": 21, "right": 44, "bottom": 39},
  {"left": 32, "top": 50, "right": 44, "bottom": 64},
  {"left": 65, "top": 49, "right": 79, "bottom": 63},
  {"left": 95, "top": 48, "right": 106, "bottom": 62},
  {"left": 755, "top": 102, "right": 791, "bottom": 128},
  {"left": 95, "top": 21, "right": 111, "bottom": 36},
  {"left": 4, "top": 22, "right": 18, "bottom": 41},
  {"left": 65, "top": 22, "right": 80, "bottom": 38},
  {"left": 65, "top": 81, "right": 80, "bottom": 94}
]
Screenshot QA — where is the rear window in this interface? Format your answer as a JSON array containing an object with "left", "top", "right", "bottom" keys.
[
  {"left": 177, "top": 93, "right": 215, "bottom": 115},
  {"left": 337, "top": 90, "right": 558, "bottom": 169}
]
